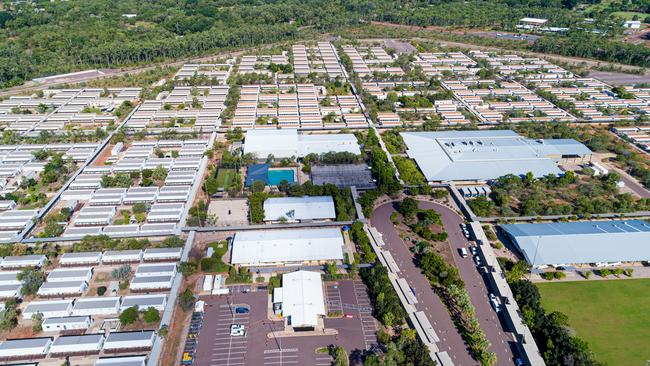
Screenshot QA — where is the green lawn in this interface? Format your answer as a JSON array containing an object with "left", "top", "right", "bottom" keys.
[
  {"left": 215, "top": 168, "right": 236, "bottom": 190},
  {"left": 537, "top": 279, "right": 650, "bottom": 366}
]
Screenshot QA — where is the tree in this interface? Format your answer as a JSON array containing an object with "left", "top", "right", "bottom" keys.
[
  {"left": 152, "top": 165, "right": 168, "bottom": 181},
  {"left": 142, "top": 307, "right": 161, "bottom": 324},
  {"left": 29, "top": 312, "right": 44, "bottom": 332},
  {"left": 179, "top": 288, "right": 196, "bottom": 311},
  {"left": 119, "top": 306, "right": 139, "bottom": 326},
  {"left": 204, "top": 176, "right": 219, "bottom": 195},
  {"left": 329, "top": 345, "right": 348, "bottom": 366},
  {"left": 111, "top": 264, "right": 132, "bottom": 280},
  {"left": 178, "top": 261, "right": 198, "bottom": 277},
  {"left": 97, "top": 286, "right": 107, "bottom": 296},
  {"left": 17, "top": 267, "right": 45, "bottom": 296},
  {"left": 398, "top": 197, "right": 418, "bottom": 221}
]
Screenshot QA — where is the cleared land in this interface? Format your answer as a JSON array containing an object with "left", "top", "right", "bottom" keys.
[{"left": 537, "top": 279, "right": 650, "bottom": 366}]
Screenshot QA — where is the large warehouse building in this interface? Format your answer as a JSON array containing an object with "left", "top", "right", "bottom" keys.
[
  {"left": 401, "top": 130, "right": 592, "bottom": 182},
  {"left": 501, "top": 220, "right": 650, "bottom": 266},
  {"left": 230, "top": 228, "right": 344, "bottom": 266},
  {"left": 243, "top": 129, "right": 361, "bottom": 159}
]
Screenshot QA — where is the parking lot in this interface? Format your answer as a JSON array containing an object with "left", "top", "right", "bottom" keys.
[{"left": 193, "top": 279, "right": 378, "bottom": 366}]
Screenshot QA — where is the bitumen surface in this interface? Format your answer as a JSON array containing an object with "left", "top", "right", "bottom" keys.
[
  {"left": 371, "top": 201, "right": 519, "bottom": 365},
  {"left": 194, "top": 280, "right": 378, "bottom": 366}
]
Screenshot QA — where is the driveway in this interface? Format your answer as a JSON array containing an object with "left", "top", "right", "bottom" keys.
[
  {"left": 417, "top": 201, "right": 519, "bottom": 364},
  {"left": 372, "top": 201, "right": 519, "bottom": 365},
  {"left": 371, "top": 202, "right": 477, "bottom": 365}
]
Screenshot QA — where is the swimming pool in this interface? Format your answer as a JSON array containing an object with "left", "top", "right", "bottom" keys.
[{"left": 267, "top": 169, "right": 294, "bottom": 185}]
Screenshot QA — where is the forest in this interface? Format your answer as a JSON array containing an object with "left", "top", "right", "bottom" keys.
[{"left": 1, "top": 0, "right": 648, "bottom": 88}]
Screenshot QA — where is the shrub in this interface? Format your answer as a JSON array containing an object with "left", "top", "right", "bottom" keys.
[
  {"left": 599, "top": 269, "right": 612, "bottom": 277},
  {"left": 624, "top": 268, "right": 634, "bottom": 277},
  {"left": 119, "top": 306, "right": 139, "bottom": 325},
  {"left": 179, "top": 288, "right": 195, "bottom": 311},
  {"left": 111, "top": 264, "right": 132, "bottom": 280},
  {"left": 142, "top": 307, "right": 161, "bottom": 324},
  {"left": 97, "top": 286, "right": 107, "bottom": 296}
]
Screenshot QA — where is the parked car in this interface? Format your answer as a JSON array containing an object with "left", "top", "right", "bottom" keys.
[
  {"left": 474, "top": 255, "right": 482, "bottom": 266},
  {"left": 470, "top": 246, "right": 477, "bottom": 256},
  {"left": 344, "top": 314, "right": 353, "bottom": 318},
  {"left": 230, "top": 324, "right": 246, "bottom": 337},
  {"left": 235, "top": 307, "right": 249, "bottom": 314},
  {"left": 459, "top": 247, "right": 468, "bottom": 258},
  {"left": 489, "top": 293, "right": 501, "bottom": 313}
]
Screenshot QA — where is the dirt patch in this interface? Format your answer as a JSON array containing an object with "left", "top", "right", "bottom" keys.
[
  {"left": 160, "top": 277, "right": 199, "bottom": 366},
  {"left": 590, "top": 71, "right": 650, "bottom": 86}
]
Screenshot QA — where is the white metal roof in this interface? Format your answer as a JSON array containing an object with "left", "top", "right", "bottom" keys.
[
  {"left": 263, "top": 196, "right": 335, "bottom": 221},
  {"left": 231, "top": 228, "right": 344, "bottom": 265},
  {"left": 279, "top": 270, "right": 325, "bottom": 328}
]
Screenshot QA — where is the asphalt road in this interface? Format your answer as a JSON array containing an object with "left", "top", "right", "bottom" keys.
[
  {"left": 417, "top": 201, "right": 519, "bottom": 364},
  {"left": 372, "top": 201, "right": 519, "bottom": 365},
  {"left": 617, "top": 171, "right": 650, "bottom": 199},
  {"left": 371, "top": 202, "right": 476, "bottom": 365}
]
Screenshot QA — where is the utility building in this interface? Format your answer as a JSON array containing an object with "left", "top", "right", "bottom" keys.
[
  {"left": 501, "top": 220, "right": 650, "bottom": 266},
  {"left": 401, "top": 130, "right": 591, "bottom": 182}
]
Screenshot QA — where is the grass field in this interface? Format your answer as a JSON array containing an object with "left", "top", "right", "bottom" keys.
[
  {"left": 537, "top": 279, "right": 650, "bottom": 366},
  {"left": 215, "top": 168, "right": 235, "bottom": 190}
]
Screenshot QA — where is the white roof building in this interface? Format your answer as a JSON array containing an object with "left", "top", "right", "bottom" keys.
[
  {"left": 23, "top": 299, "right": 73, "bottom": 318},
  {"left": 0, "top": 271, "right": 20, "bottom": 286},
  {"left": 37, "top": 280, "right": 88, "bottom": 297},
  {"left": 243, "top": 129, "right": 360, "bottom": 159},
  {"left": 142, "top": 247, "right": 182, "bottom": 261},
  {"left": 129, "top": 275, "right": 174, "bottom": 291},
  {"left": 103, "top": 331, "right": 155, "bottom": 351},
  {"left": 0, "top": 255, "right": 46, "bottom": 269},
  {"left": 102, "top": 250, "right": 143, "bottom": 264},
  {"left": 71, "top": 297, "right": 121, "bottom": 316},
  {"left": 120, "top": 294, "right": 167, "bottom": 312},
  {"left": 94, "top": 355, "right": 147, "bottom": 366},
  {"left": 135, "top": 263, "right": 177, "bottom": 277},
  {"left": 277, "top": 270, "right": 325, "bottom": 329},
  {"left": 263, "top": 196, "right": 336, "bottom": 222},
  {"left": 49, "top": 333, "right": 105, "bottom": 355},
  {"left": 42, "top": 315, "right": 92, "bottom": 332},
  {"left": 231, "top": 228, "right": 344, "bottom": 266},
  {"left": 47, "top": 267, "right": 93, "bottom": 283},
  {"left": 0, "top": 337, "right": 52, "bottom": 358},
  {"left": 59, "top": 252, "right": 102, "bottom": 266}
]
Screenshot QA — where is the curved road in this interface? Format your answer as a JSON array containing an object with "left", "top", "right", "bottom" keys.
[{"left": 371, "top": 200, "right": 518, "bottom": 365}]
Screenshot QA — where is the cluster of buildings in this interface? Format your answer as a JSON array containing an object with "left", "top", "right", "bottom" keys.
[
  {"left": 174, "top": 63, "right": 232, "bottom": 84},
  {"left": 342, "top": 46, "right": 403, "bottom": 78},
  {"left": 49, "top": 138, "right": 210, "bottom": 238},
  {"left": 125, "top": 86, "right": 229, "bottom": 131},
  {"left": 0, "top": 88, "right": 139, "bottom": 136},
  {"left": 238, "top": 53, "right": 290, "bottom": 76},
  {"left": 443, "top": 79, "right": 575, "bottom": 123},
  {"left": 612, "top": 125, "right": 650, "bottom": 151},
  {"left": 469, "top": 51, "right": 573, "bottom": 80},
  {"left": 412, "top": 52, "right": 478, "bottom": 77},
  {"left": 0, "top": 247, "right": 182, "bottom": 364},
  {"left": 232, "top": 83, "right": 367, "bottom": 129},
  {"left": 292, "top": 42, "right": 345, "bottom": 78},
  {"left": 529, "top": 78, "right": 650, "bottom": 122}
]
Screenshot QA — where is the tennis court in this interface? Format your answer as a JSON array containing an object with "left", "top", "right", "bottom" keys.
[{"left": 216, "top": 169, "right": 236, "bottom": 190}]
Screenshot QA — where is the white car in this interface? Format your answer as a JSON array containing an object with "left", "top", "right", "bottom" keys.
[
  {"left": 473, "top": 255, "right": 482, "bottom": 266},
  {"left": 470, "top": 246, "right": 478, "bottom": 256},
  {"left": 489, "top": 293, "right": 501, "bottom": 313},
  {"left": 230, "top": 324, "right": 246, "bottom": 337}
]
